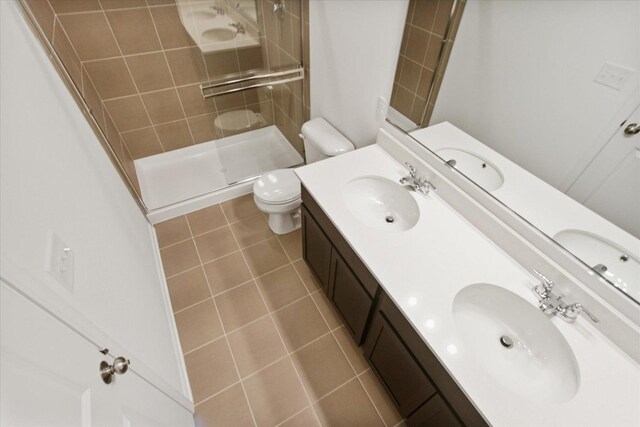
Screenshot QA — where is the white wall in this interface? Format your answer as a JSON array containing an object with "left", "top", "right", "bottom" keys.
[
  {"left": 431, "top": 0, "right": 640, "bottom": 191},
  {"left": 310, "top": 0, "right": 409, "bottom": 148},
  {"left": 0, "top": 1, "right": 184, "bottom": 394}
]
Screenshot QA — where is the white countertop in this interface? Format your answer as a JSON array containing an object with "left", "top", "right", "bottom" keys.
[{"left": 295, "top": 144, "right": 640, "bottom": 426}]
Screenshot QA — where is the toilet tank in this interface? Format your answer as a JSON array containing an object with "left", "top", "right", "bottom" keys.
[{"left": 301, "top": 118, "right": 354, "bottom": 164}]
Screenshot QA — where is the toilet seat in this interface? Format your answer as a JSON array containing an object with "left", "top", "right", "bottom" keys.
[{"left": 253, "top": 169, "right": 301, "bottom": 205}]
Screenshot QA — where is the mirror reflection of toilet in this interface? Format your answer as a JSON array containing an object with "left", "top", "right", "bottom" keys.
[{"left": 253, "top": 118, "right": 354, "bottom": 234}]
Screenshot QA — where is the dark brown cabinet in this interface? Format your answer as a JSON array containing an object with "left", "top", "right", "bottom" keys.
[{"left": 301, "top": 186, "right": 488, "bottom": 427}]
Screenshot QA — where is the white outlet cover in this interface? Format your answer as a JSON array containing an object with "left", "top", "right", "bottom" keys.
[
  {"left": 377, "top": 96, "right": 389, "bottom": 120},
  {"left": 46, "top": 232, "right": 74, "bottom": 292},
  {"left": 594, "top": 62, "right": 636, "bottom": 90}
]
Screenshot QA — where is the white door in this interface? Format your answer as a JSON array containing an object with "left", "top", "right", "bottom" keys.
[
  {"left": 0, "top": 282, "right": 194, "bottom": 427},
  {"left": 567, "top": 105, "right": 640, "bottom": 238}
]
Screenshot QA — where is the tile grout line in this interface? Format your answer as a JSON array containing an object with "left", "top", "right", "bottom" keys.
[{"left": 182, "top": 213, "right": 260, "bottom": 427}]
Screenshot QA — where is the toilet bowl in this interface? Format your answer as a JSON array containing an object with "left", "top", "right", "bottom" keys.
[{"left": 253, "top": 118, "right": 354, "bottom": 234}]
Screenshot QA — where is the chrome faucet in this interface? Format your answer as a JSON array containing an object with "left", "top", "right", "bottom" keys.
[
  {"left": 531, "top": 269, "right": 599, "bottom": 324},
  {"left": 210, "top": 5, "right": 225, "bottom": 15},
  {"left": 399, "top": 162, "right": 436, "bottom": 195},
  {"left": 229, "top": 22, "right": 246, "bottom": 34}
]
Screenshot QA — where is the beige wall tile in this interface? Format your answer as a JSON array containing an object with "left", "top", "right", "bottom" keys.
[
  {"left": 214, "top": 281, "right": 268, "bottom": 331},
  {"left": 81, "top": 68, "right": 105, "bottom": 131},
  {"left": 155, "top": 215, "right": 191, "bottom": 248},
  {"left": 167, "top": 267, "right": 211, "bottom": 312},
  {"left": 175, "top": 299, "right": 223, "bottom": 353},
  {"left": 25, "top": 0, "right": 55, "bottom": 41},
  {"left": 177, "top": 84, "right": 216, "bottom": 118},
  {"left": 49, "top": 0, "right": 101, "bottom": 14},
  {"left": 203, "top": 50, "right": 240, "bottom": 79},
  {"left": 125, "top": 52, "right": 174, "bottom": 92},
  {"left": 83, "top": 58, "right": 137, "bottom": 100},
  {"left": 424, "top": 34, "right": 443, "bottom": 69},
  {"left": 214, "top": 91, "right": 246, "bottom": 113},
  {"left": 104, "top": 95, "right": 151, "bottom": 131},
  {"left": 237, "top": 46, "right": 265, "bottom": 72},
  {"left": 58, "top": 12, "right": 120, "bottom": 61},
  {"left": 272, "top": 296, "right": 329, "bottom": 352},
  {"left": 194, "top": 383, "right": 254, "bottom": 427},
  {"left": 121, "top": 127, "right": 163, "bottom": 159},
  {"left": 184, "top": 338, "right": 238, "bottom": 404},
  {"left": 186, "top": 204, "right": 227, "bottom": 235},
  {"left": 155, "top": 120, "right": 193, "bottom": 151},
  {"left": 405, "top": 26, "right": 429, "bottom": 64},
  {"left": 399, "top": 58, "right": 421, "bottom": 93},
  {"left": 255, "top": 264, "right": 308, "bottom": 311},
  {"left": 150, "top": 5, "right": 195, "bottom": 49},
  {"left": 433, "top": 0, "right": 455, "bottom": 36},
  {"left": 194, "top": 226, "right": 239, "bottom": 263},
  {"left": 314, "top": 378, "right": 384, "bottom": 427},
  {"left": 160, "top": 238, "right": 201, "bottom": 277},
  {"left": 242, "top": 238, "right": 289, "bottom": 277},
  {"left": 243, "top": 358, "right": 309, "bottom": 426},
  {"left": 187, "top": 114, "right": 218, "bottom": 144},
  {"left": 291, "top": 334, "right": 355, "bottom": 402},
  {"left": 416, "top": 67, "right": 434, "bottom": 99},
  {"left": 100, "top": 0, "right": 147, "bottom": 9},
  {"left": 203, "top": 252, "right": 252, "bottom": 295},
  {"left": 165, "top": 47, "right": 208, "bottom": 86},
  {"left": 227, "top": 316, "right": 287, "bottom": 377},
  {"left": 106, "top": 8, "right": 162, "bottom": 55},
  {"left": 141, "top": 88, "right": 185, "bottom": 124},
  {"left": 412, "top": 0, "right": 438, "bottom": 31},
  {"left": 52, "top": 21, "right": 82, "bottom": 88}
]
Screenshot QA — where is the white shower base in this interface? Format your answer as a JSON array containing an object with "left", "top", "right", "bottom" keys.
[{"left": 135, "top": 125, "right": 303, "bottom": 223}]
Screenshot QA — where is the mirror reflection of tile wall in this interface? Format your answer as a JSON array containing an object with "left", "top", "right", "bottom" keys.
[
  {"left": 24, "top": 0, "right": 308, "bottom": 195},
  {"left": 390, "top": 0, "right": 464, "bottom": 127}
]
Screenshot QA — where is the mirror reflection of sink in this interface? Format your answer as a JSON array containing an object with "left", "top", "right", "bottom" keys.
[
  {"left": 452, "top": 283, "right": 580, "bottom": 403},
  {"left": 436, "top": 148, "right": 504, "bottom": 191},
  {"left": 343, "top": 176, "right": 420, "bottom": 232},
  {"left": 201, "top": 28, "right": 236, "bottom": 43},
  {"left": 190, "top": 11, "right": 219, "bottom": 20},
  {"left": 554, "top": 230, "right": 640, "bottom": 303}
]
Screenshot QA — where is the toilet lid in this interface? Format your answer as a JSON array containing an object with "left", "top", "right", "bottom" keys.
[{"left": 253, "top": 169, "right": 301, "bottom": 204}]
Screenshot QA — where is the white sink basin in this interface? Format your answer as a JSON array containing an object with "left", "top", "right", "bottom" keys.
[
  {"left": 201, "top": 28, "right": 236, "bottom": 43},
  {"left": 343, "top": 176, "right": 420, "bottom": 232},
  {"left": 554, "top": 229, "right": 639, "bottom": 303},
  {"left": 453, "top": 283, "right": 580, "bottom": 403},
  {"left": 436, "top": 148, "right": 504, "bottom": 191}
]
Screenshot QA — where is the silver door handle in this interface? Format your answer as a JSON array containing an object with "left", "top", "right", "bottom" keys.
[
  {"left": 624, "top": 123, "right": 639, "bottom": 135},
  {"left": 100, "top": 356, "right": 130, "bottom": 384}
]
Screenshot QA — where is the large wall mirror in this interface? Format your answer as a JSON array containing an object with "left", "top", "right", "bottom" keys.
[{"left": 387, "top": 0, "right": 640, "bottom": 305}]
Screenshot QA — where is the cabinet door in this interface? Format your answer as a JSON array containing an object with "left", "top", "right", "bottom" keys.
[
  {"left": 301, "top": 206, "right": 332, "bottom": 291},
  {"left": 329, "top": 249, "right": 374, "bottom": 344},
  {"left": 407, "top": 395, "right": 461, "bottom": 427},
  {"left": 363, "top": 312, "right": 437, "bottom": 417}
]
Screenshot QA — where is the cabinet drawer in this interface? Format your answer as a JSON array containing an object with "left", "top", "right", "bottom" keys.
[
  {"left": 329, "top": 249, "right": 374, "bottom": 344},
  {"left": 301, "top": 206, "right": 332, "bottom": 291},
  {"left": 363, "top": 311, "right": 436, "bottom": 417}
]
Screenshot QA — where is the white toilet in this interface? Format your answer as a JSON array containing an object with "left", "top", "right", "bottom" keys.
[{"left": 253, "top": 118, "right": 354, "bottom": 234}]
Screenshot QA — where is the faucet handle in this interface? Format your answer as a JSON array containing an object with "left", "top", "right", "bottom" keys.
[
  {"left": 563, "top": 303, "right": 599, "bottom": 324},
  {"left": 404, "top": 162, "right": 417, "bottom": 177},
  {"left": 532, "top": 269, "right": 554, "bottom": 298}
]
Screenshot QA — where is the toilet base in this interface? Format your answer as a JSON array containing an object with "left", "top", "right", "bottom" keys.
[{"left": 267, "top": 208, "right": 301, "bottom": 235}]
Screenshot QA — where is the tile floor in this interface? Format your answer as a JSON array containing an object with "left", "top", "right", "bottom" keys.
[{"left": 155, "top": 194, "right": 404, "bottom": 427}]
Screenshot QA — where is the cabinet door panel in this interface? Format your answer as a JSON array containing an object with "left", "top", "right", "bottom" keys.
[
  {"left": 301, "top": 206, "right": 332, "bottom": 291},
  {"left": 329, "top": 249, "right": 373, "bottom": 344},
  {"left": 407, "top": 395, "right": 461, "bottom": 427},
  {"left": 364, "top": 313, "right": 436, "bottom": 417}
]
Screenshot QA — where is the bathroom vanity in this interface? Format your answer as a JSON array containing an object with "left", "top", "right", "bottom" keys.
[{"left": 295, "top": 134, "right": 640, "bottom": 427}]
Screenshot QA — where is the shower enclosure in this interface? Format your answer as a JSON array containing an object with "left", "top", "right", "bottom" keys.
[{"left": 21, "top": 0, "right": 309, "bottom": 220}]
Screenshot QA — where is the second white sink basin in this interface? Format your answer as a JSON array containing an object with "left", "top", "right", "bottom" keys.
[
  {"left": 453, "top": 283, "right": 579, "bottom": 403},
  {"left": 343, "top": 176, "right": 420, "bottom": 232},
  {"left": 201, "top": 28, "right": 236, "bottom": 43},
  {"left": 436, "top": 148, "right": 504, "bottom": 192}
]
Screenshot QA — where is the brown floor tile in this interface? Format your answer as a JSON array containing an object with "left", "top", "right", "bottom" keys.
[
  {"left": 279, "top": 408, "right": 321, "bottom": 427},
  {"left": 255, "top": 265, "right": 308, "bottom": 311},
  {"left": 215, "top": 282, "right": 269, "bottom": 331},
  {"left": 167, "top": 267, "right": 211, "bottom": 312},
  {"left": 155, "top": 216, "right": 191, "bottom": 248},
  {"left": 243, "top": 358, "right": 309, "bottom": 426},
  {"left": 272, "top": 296, "right": 329, "bottom": 352},
  {"left": 291, "top": 334, "right": 355, "bottom": 402},
  {"left": 360, "top": 370, "right": 404, "bottom": 427},
  {"left": 187, "top": 204, "right": 227, "bottom": 236},
  {"left": 230, "top": 214, "right": 274, "bottom": 248},
  {"left": 175, "top": 299, "right": 223, "bottom": 353},
  {"left": 293, "top": 259, "right": 321, "bottom": 292},
  {"left": 203, "top": 252, "right": 252, "bottom": 295},
  {"left": 194, "top": 226, "right": 239, "bottom": 263},
  {"left": 221, "top": 194, "right": 261, "bottom": 222},
  {"left": 314, "top": 378, "right": 384, "bottom": 427},
  {"left": 278, "top": 229, "right": 302, "bottom": 261},
  {"left": 160, "top": 239, "right": 200, "bottom": 277},
  {"left": 242, "top": 238, "right": 289, "bottom": 277},
  {"left": 333, "top": 327, "right": 369, "bottom": 375},
  {"left": 194, "top": 383, "right": 254, "bottom": 427},
  {"left": 185, "top": 338, "right": 238, "bottom": 404},
  {"left": 228, "top": 316, "right": 288, "bottom": 378},
  {"left": 311, "top": 290, "right": 344, "bottom": 330}
]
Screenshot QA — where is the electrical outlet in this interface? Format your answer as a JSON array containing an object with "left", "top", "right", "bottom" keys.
[
  {"left": 47, "top": 232, "right": 74, "bottom": 292},
  {"left": 377, "top": 96, "right": 389, "bottom": 120},
  {"left": 594, "top": 62, "right": 635, "bottom": 90}
]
